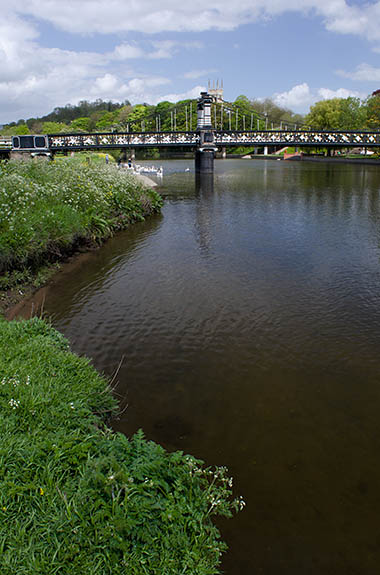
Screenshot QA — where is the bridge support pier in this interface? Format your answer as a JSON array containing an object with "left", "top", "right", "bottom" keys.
[
  {"left": 120, "top": 148, "right": 128, "bottom": 163},
  {"left": 195, "top": 149, "right": 214, "bottom": 174},
  {"left": 195, "top": 92, "right": 216, "bottom": 180}
]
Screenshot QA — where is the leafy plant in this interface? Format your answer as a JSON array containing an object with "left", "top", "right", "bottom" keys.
[
  {"left": 0, "top": 157, "right": 163, "bottom": 276},
  {"left": 0, "top": 317, "right": 242, "bottom": 574}
]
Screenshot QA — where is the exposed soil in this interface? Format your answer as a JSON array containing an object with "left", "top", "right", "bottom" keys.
[{"left": 0, "top": 239, "right": 101, "bottom": 316}]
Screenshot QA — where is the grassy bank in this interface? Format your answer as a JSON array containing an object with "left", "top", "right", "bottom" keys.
[
  {"left": 0, "top": 316, "right": 242, "bottom": 574},
  {"left": 0, "top": 156, "right": 162, "bottom": 299}
]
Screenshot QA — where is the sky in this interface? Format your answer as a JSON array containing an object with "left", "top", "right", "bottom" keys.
[{"left": 1, "top": 0, "right": 380, "bottom": 123}]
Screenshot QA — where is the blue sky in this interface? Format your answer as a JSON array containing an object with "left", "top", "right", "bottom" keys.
[{"left": 1, "top": 1, "right": 380, "bottom": 123}]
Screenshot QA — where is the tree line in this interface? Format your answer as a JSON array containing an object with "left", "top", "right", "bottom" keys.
[
  {"left": 0, "top": 95, "right": 303, "bottom": 135},
  {"left": 2, "top": 91, "right": 380, "bottom": 136}
]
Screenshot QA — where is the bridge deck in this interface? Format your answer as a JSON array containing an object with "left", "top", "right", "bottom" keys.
[
  {"left": 6, "top": 130, "right": 380, "bottom": 154},
  {"left": 46, "top": 130, "right": 380, "bottom": 151}
]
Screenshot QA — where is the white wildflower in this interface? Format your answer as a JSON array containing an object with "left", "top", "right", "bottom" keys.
[{"left": 9, "top": 399, "right": 20, "bottom": 409}]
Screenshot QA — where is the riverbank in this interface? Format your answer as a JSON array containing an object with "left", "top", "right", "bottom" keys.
[
  {"left": 135, "top": 173, "right": 159, "bottom": 188},
  {"left": 0, "top": 157, "right": 163, "bottom": 314},
  {"left": 239, "top": 154, "right": 380, "bottom": 165},
  {"left": 0, "top": 316, "right": 240, "bottom": 574},
  {"left": 299, "top": 155, "right": 380, "bottom": 165}
]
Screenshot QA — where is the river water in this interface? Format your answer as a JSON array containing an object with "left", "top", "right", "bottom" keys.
[{"left": 12, "top": 159, "right": 380, "bottom": 574}]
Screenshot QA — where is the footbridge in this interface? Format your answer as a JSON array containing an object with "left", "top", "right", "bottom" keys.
[
  {"left": 5, "top": 92, "right": 380, "bottom": 174},
  {"left": 12, "top": 128, "right": 380, "bottom": 151},
  {"left": 42, "top": 128, "right": 380, "bottom": 150}
]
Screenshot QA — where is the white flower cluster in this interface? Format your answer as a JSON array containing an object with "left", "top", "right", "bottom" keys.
[
  {"left": 9, "top": 398, "right": 20, "bottom": 409},
  {"left": 2, "top": 375, "right": 32, "bottom": 411},
  {"left": 143, "top": 477, "right": 154, "bottom": 487},
  {"left": 1, "top": 375, "right": 30, "bottom": 387},
  {"left": 0, "top": 160, "right": 141, "bottom": 236}
]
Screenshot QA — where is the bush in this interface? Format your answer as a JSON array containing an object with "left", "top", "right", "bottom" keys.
[{"left": 0, "top": 157, "right": 163, "bottom": 274}]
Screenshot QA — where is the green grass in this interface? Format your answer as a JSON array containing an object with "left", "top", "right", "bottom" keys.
[
  {"left": 0, "top": 157, "right": 162, "bottom": 281},
  {"left": 0, "top": 317, "right": 242, "bottom": 574}
]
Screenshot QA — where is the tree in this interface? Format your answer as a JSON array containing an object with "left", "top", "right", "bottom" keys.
[
  {"left": 249, "top": 98, "right": 303, "bottom": 129},
  {"left": 28, "top": 121, "right": 43, "bottom": 134},
  {"left": 232, "top": 95, "right": 259, "bottom": 130},
  {"left": 15, "top": 124, "right": 30, "bottom": 135},
  {"left": 70, "top": 117, "right": 91, "bottom": 132},
  {"left": 117, "top": 104, "right": 133, "bottom": 128},
  {"left": 1, "top": 123, "right": 30, "bottom": 136},
  {"left": 41, "top": 122, "right": 67, "bottom": 134},
  {"left": 95, "top": 111, "right": 119, "bottom": 131},
  {"left": 126, "top": 105, "right": 149, "bottom": 129},
  {"left": 305, "top": 97, "right": 365, "bottom": 130},
  {"left": 339, "top": 97, "right": 366, "bottom": 129},
  {"left": 155, "top": 101, "right": 175, "bottom": 131},
  {"left": 365, "top": 93, "right": 380, "bottom": 129}
]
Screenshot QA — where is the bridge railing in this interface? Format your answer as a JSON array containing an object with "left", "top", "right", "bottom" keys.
[
  {"left": 215, "top": 130, "right": 380, "bottom": 147},
  {"left": 48, "top": 131, "right": 200, "bottom": 149},
  {"left": 7, "top": 129, "right": 380, "bottom": 154},
  {"left": 0, "top": 136, "right": 12, "bottom": 149}
]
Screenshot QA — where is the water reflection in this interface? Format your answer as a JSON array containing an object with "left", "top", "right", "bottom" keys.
[
  {"left": 10, "top": 159, "right": 380, "bottom": 574},
  {"left": 195, "top": 171, "right": 214, "bottom": 194},
  {"left": 195, "top": 172, "right": 214, "bottom": 255}
]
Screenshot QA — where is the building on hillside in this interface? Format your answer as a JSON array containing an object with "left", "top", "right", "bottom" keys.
[{"left": 208, "top": 80, "right": 224, "bottom": 103}]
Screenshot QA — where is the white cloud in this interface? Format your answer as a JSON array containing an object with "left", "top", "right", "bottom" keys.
[
  {"left": 8, "top": 1, "right": 380, "bottom": 47},
  {"left": 0, "top": 14, "right": 111, "bottom": 121},
  {"left": 317, "top": 87, "right": 364, "bottom": 100},
  {"left": 337, "top": 63, "right": 380, "bottom": 83},
  {"left": 0, "top": 5, "right": 217, "bottom": 122},
  {"left": 108, "top": 40, "right": 187, "bottom": 61},
  {"left": 148, "top": 41, "right": 177, "bottom": 59},
  {"left": 272, "top": 82, "right": 365, "bottom": 112},
  {"left": 0, "top": 10, "right": 179, "bottom": 121},
  {"left": 1, "top": 2, "right": 379, "bottom": 122},
  {"left": 87, "top": 75, "right": 171, "bottom": 104},
  {"left": 93, "top": 73, "right": 118, "bottom": 93},
  {"left": 273, "top": 83, "right": 312, "bottom": 109},
  {"left": 110, "top": 43, "right": 145, "bottom": 60}
]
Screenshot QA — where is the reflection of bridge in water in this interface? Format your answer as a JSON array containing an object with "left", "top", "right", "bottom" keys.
[{"left": 5, "top": 91, "right": 380, "bottom": 176}]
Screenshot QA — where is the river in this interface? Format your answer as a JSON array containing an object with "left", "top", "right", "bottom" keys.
[{"left": 11, "top": 159, "right": 380, "bottom": 574}]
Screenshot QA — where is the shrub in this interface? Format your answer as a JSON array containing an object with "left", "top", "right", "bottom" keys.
[{"left": 0, "top": 157, "right": 163, "bottom": 274}]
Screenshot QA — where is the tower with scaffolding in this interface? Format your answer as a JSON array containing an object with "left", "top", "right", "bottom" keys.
[{"left": 208, "top": 79, "right": 224, "bottom": 104}]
